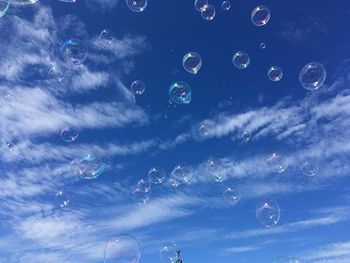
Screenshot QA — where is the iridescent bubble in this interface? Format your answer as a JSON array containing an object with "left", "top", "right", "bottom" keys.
[
  {"left": 201, "top": 5, "right": 216, "bottom": 21},
  {"left": 299, "top": 62, "right": 326, "bottom": 90},
  {"left": 268, "top": 66, "right": 283, "bottom": 82},
  {"left": 251, "top": 5, "right": 271, "bottom": 26},
  {"left": 130, "top": 80, "right": 146, "bottom": 95},
  {"left": 221, "top": 0, "right": 231, "bottom": 11},
  {"left": 256, "top": 199, "right": 280, "bottom": 227},
  {"left": 169, "top": 81, "right": 192, "bottom": 104},
  {"left": 183, "top": 52, "right": 202, "bottom": 74},
  {"left": 148, "top": 167, "right": 166, "bottom": 184},
  {"left": 55, "top": 191, "right": 70, "bottom": 208},
  {"left": 198, "top": 123, "right": 208, "bottom": 136},
  {"left": 266, "top": 152, "right": 288, "bottom": 173},
  {"left": 60, "top": 39, "right": 88, "bottom": 65},
  {"left": 100, "top": 29, "right": 114, "bottom": 42},
  {"left": 60, "top": 127, "right": 79, "bottom": 142},
  {"left": 171, "top": 163, "right": 193, "bottom": 185},
  {"left": 223, "top": 185, "right": 241, "bottom": 205},
  {"left": 104, "top": 234, "right": 140, "bottom": 263},
  {"left": 260, "top": 42, "right": 267, "bottom": 49},
  {"left": 126, "top": 0, "right": 147, "bottom": 12},
  {"left": 0, "top": 0, "right": 10, "bottom": 18},
  {"left": 232, "top": 51, "right": 250, "bottom": 69},
  {"left": 132, "top": 189, "right": 150, "bottom": 205},
  {"left": 241, "top": 131, "right": 251, "bottom": 143},
  {"left": 3, "top": 94, "right": 17, "bottom": 107},
  {"left": 301, "top": 160, "right": 318, "bottom": 177},
  {"left": 136, "top": 178, "right": 151, "bottom": 193},
  {"left": 160, "top": 241, "right": 177, "bottom": 263},
  {"left": 48, "top": 65, "right": 65, "bottom": 82},
  {"left": 194, "top": 0, "right": 208, "bottom": 12},
  {"left": 71, "top": 152, "right": 104, "bottom": 180}
]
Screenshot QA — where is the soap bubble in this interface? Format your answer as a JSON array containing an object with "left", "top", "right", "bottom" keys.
[
  {"left": 60, "top": 39, "right": 88, "bottom": 65},
  {"left": 223, "top": 186, "right": 241, "bottom": 205},
  {"left": 206, "top": 159, "right": 225, "bottom": 182},
  {"left": 251, "top": 5, "right": 271, "bottom": 26},
  {"left": 3, "top": 94, "right": 17, "bottom": 107},
  {"left": 55, "top": 191, "right": 70, "bottom": 208},
  {"left": 104, "top": 234, "right": 140, "bottom": 263},
  {"left": 100, "top": 29, "right": 114, "bottom": 42},
  {"left": 183, "top": 52, "right": 202, "bottom": 74},
  {"left": 266, "top": 152, "right": 288, "bottom": 173},
  {"left": 126, "top": 0, "right": 147, "bottom": 12},
  {"left": 260, "top": 42, "right": 267, "bottom": 49},
  {"left": 221, "top": 0, "right": 231, "bottom": 11},
  {"left": 71, "top": 152, "right": 104, "bottom": 180},
  {"left": 268, "top": 66, "right": 283, "bottom": 82},
  {"left": 194, "top": 0, "right": 208, "bottom": 12},
  {"left": 132, "top": 189, "right": 150, "bottom": 205},
  {"left": 201, "top": 5, "right": 216, "bottom": 21},
  {"left": 148, "top": 167, "right": 166, "bottom": 184},
  {"left": 136, "top": 179, "right": 151, "bottom": 193},
  {"left": 11, "top": 0, "right": 38, "bottom": 5},
  {"left": 256, "top": 199, "right": 280, "bottom": 227},
  {"left": 232, "top": 51, "right": 250, "bottom": 69},
  {"left": 299, "top": 62, "right": 326, "bottom": 90},
  {"left": 60, "top": 127, "right": 79, "bottom": 142},
  {"left": 301, "top": 160, "right": 318, "bottom": 177},
  {"left": 130, "top": 80, "right": 146, "bottom": 95},
  {"left": 171, "top": 163, "right": 193, "bottom": 185},
  {"left": 198, "top": 123, "right": 208, "bottom": 136},
  {"left": 169, "top": 81, "right": 192, "bottom": 104},
  {"left": 0, "top": 0, "right": 10, "bottom": 17},
  {"left": 241, "top": 131, "right": 251, "bottom": 143},
  {"left": 48, "top": 65, "right": 66, "bottom": 82},
  {"left": 160, "top": 241, "right": 177, "bottom": 263}
]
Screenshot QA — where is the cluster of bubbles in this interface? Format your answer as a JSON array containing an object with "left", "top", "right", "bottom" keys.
[{"left": 104, "top": 234, "right": 140, "bottom": 263}]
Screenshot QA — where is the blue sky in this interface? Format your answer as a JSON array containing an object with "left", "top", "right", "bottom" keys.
[{"left": 0, "top": 0, "right": 350, "bottom": 262}]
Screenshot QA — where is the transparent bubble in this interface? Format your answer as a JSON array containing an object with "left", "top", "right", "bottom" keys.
[
  {"left": 241, "top": 131, "right": 251, "bottom": 143},
  {"left": 266, "top": 152, "right": 288, "bottom": 173},
  {"left": 104, "top": 234, "right": 140, "bottom": 263},
  {"left": 183, "top": 52, "right": 202, "bottom": 74},
  {"left": 160, "top": 241, "right": 177, "bottom": 263},
  {"left": 232, "top": 51, "right": 250, "bottom": 69},
  {"left": 256, "top": 199, "right": 280, "bottom": 227},
  {"left": 273, "top": 256, "right": 301, "bottom": 263},
  {"left": 268, "top": 66, "right": 283, "bottom": 82},
  {"left": 206, "top": 159, "right": 225, "bottom": 183},
  {"left": 169, "top": 81, "right": 192, "bottom": 104},
  {"left": 301, "top": 160, "right": 318, "bottom": 177},
  {"left": 299, "top": 62, "right": 326, "bottom": 90},
  {"left": 251, "top": 5, "right": 271, "bottom": 26},
  {"left": 171, "top": 163, "right": 193, "bottom": 185},
  {"left": 126, "top": 0, "right": 147, "bottom": 12},
  {"left": 71, "top": 152, "right": 104, "bottom": 180},
  {"left": 130, "top": 80, "right": 146, "bottom": 95},
  {"left": 260, "top": 42, "right": 267, "bottom": 49},
  {"left": 194, "top": 0, "right": 208, "bottom": 12},
  {"left": 136, "top": 178, "right": 151, "bottom": 193},
  {"left": 169, "top": 177, "right": 180, "bottom": 188},
  {"left": 60, "top": 127, "right": 79, "bottom": 142},
  {"left": 0, "top": 0, "right": 10, "bottom": 17},
  {"left": 201, "top": 5, "right": 216, "bottom": 21},
  {"left": 11, "top": 0, "right": 38, "bottom": 5},
  {"left": 100, "top": 29, "right": 114, "bottom": 42},
  {"left": 3, "top": 94, "right": 17, "bottom": 107},
  {"left": 221, "top": 0, "right": 231, "bottom": 11},
  {"left": 55, "top": 191, "right": 70, "bottom": 208},
  {"left": 48, "top": 65, "right": 65, "bottom": 82},
  {"left": 132, "top": 189, "right": 150, "bottom": 205},
  {"left": 198, "top": 123, "right": 208, "bottom": 136},
  {"left": 223, "top": 186, "right": 241, "bottom": 205},
  {"left": 60, "top": 39, "right": 88, "bottom": 65},
  {"left": 148, "top": 167, "right": 166, "bottom": 184}
]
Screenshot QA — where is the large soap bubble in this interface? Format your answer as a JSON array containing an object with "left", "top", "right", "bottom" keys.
[
  {"left": 0, "top": 0, "right": 10, "bottom": 17},
  {"left": 169, "top": 81, "right": 192, "bottom": 104},
  {"left": 299, "top": 62, "right": 326, "bottom": 90},
  {"left": 126, "top": 0, "right": 147, "bottom": 12},
  {"left": 256, "top": 199, "right": 281, "bottom": 227},
  {"left": 104, "top": 234, "right": 140, "bottom": 263},
  {"left": 60, "top": 39, "right": 88, "bottom": 65},
  {"left": 183, "top": 52, "right": 202, "bottom": 74},
  {"left": 71, "top": 152, "right": 104, "bottom": 180},
  {"left": 159, "top": 241, "right": 178, "bottom": 263},
  {"left": 171, "top": 163, "right": 193, "bottom": 185},
  {"left": 148, "top": 167, "right": 166, "bottom": 184},
  {"left": 251, "top": 5, "right": 271, "bottom": 26},
  {"left": 232, "top": 51, "right": 250, "bottom": 69}
]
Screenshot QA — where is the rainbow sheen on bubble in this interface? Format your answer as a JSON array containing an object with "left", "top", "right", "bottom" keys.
[
  {"left": 201, "top": 4, "right": 216, "bottom": 21},
  {"left": 223, "top": 185, "right": 241, "bottom": 205},
  {"left": 251, "top": 5, "right": 271, "bottom": 26},
  {"left": 183, "top": 52, "right": 202, "bottom": 74},
  {"left": 148, "top": 167, "right": 166, "bottom": 184},
  {"left": 104, "top": 234, "right": 140, "bottom": 263},
  {"left": 126, "top": 0, "right": 147, "bottom": 12},
  {"left": 71, "top": 152, "right": 104, "bottom": 180},
  {"left": 256, "top": 199, "right": 281, "bottom": 227},
  {"left": 299, "top": 62, "right": 326, "bottom": 90},
  {"left": 60, "top": 39, "right": 88, "bottom": 65},
  {"left": 194, "top": 0, "right": 208, "bottom": 12},
  {"left": 221, "top": 0, "right": 231, "bottom": 11},
  {"left": 60, "top": 127, "right": 79, "bottom": 142},
  {"left": 130, "top": 80, "right": 146, "bottom": 95},
  {"left": 55, "top": 191, "right": 70, "bottom": 208},
  {"left": 160, "top": 241, "right": 177, "bottom": 263},
  {"left": 171, "top": 163, "right": 193, "bottom": 185},
  {"left": 169, "top": 81, "right": 192, "bottom": 104},
  {"left": 100, "top": 29, "right": 114, "bottom": 42},
  {"left": 301, "top": 160, "right": 318, "bottom": 177},
  {"left": 268, "top": 66, "right": 283, "bottom": 82},
  {"left": 232, "top": 51, "right": 250, "bottom": 69}
]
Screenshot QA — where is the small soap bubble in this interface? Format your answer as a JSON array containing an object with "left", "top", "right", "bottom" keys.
[
  {"left": 266, "top": 152, "right": 288, "bottom": 173},
  {"left": 268, "top": 66, "right": 283, "bottom": 82},
  {"left": 221, "top": 0, "right": 231, "bottom": 11},
  {"left": 3, "top": 94, "right": 17, "bottom": 107},
  {"left": 223, "top": 186, "right": 241, "bottom": 205},
  {"left": 130, "top": 80, "right": 146, "bottom": 95},
  {"left": 48, "top": 65, "right": 65, "bottom": 82},
  {"left": 55, "top": 191, "right": 70, "bottom": 208},
  {"left": 104, "top": 234, "right": 140, "bottom": 263},
  {"left": 241, "top": 131, "right": 251, "bottom": 143},
  {"left": 71, "top": 152, "right": 104, "bottom": 180},
  {"left": 126, "top": 0, "right": 147, "bottom": 12},
  {"left": 198, "top": 123, "right": 208, "bottom": 136},
  {"left": 260, "top": 42, "right": 267, "bottom": 49},
  {"left": 206, "top": 159, "right": 225, "bottom": 183},
  {"left": 232, "top": 51, "right": 250, "bottom": 69},
  {"left": 301, "top": 160, "right": 318, "bottom": 177},
  {"left": 60, "top": 127, "right": 79, "bottom": 142},
  {"left": 194, "top": 0, "right": 208, "bottom": 12},
  {"left": 160, "top": 241, "right": 178, "bottom": 263},
  {"left": 132, "top": 189, "right": 150, "bottom": 205},
  {"left": 183, "top": 52, "right": 202, "bottom": 74},
  {"left": 60, "top": 39, "right": 88, "bottom": 65},
  {"left": 136, "top": 178, "right": 151, "bottom": 193},
  {"left": 171, "top": 163, "right": 193, "bottom": 185},
  {"left": 100, "top": 29, "right": 114, "bottom": 42},
  {"left": 148, "top": 167, "right": 166, "bottom": 184},
  {"left": 251, "top": 5, "right": 271, "bottom": 26},
  {"left": 256, "top": 199, "right": 280, "bottom": 227},
  {"left": 169, "top": 81, "right": 192, "bottom": 104},
  {"left": 201, "top": 4, "right": 216, "bottom": 21},
  {"left": 299, "top": 62, "right": 326, "bottom": 90},
  {"left": 0, "top": 0, "right": 10, "bottom": 18}
]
